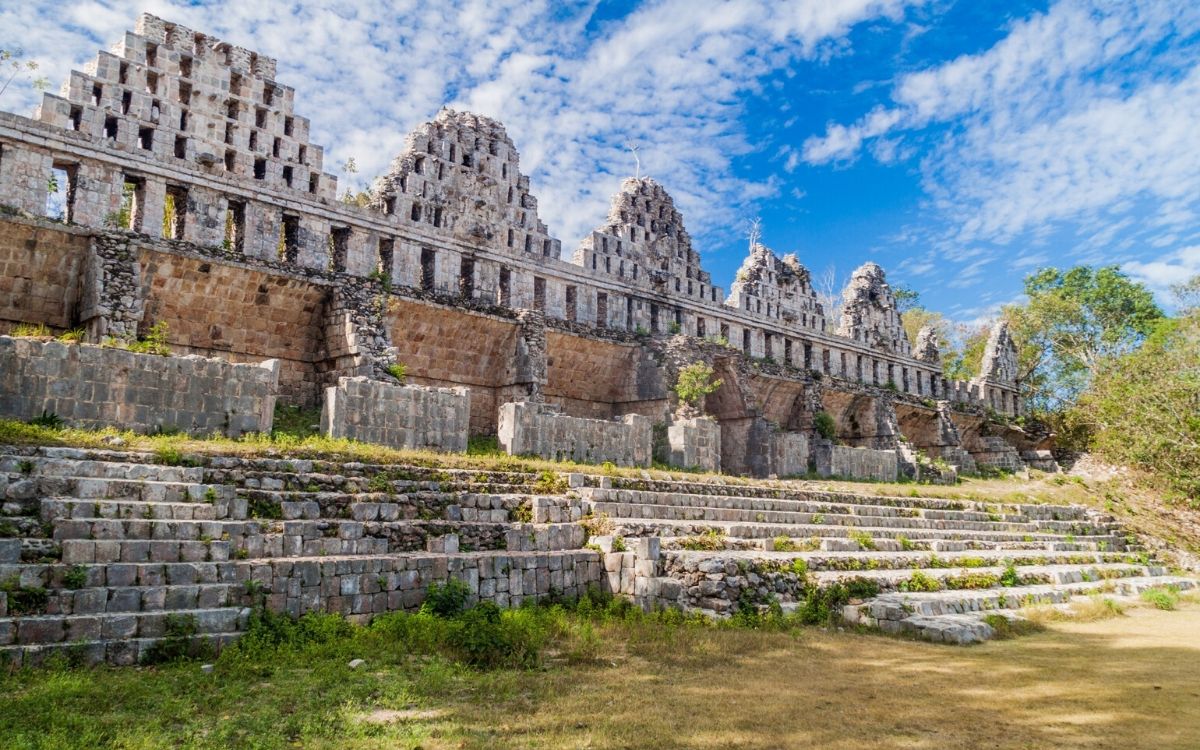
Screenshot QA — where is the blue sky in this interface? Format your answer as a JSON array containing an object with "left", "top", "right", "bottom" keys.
[{"left": 3, "top": 0, "right": 1199, "bottom": 323}]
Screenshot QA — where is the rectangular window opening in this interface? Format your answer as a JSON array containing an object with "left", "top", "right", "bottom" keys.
[
  {"left": 498, "top": 266, "right": 511, "bottom": 307},
  {"left": 328, "top": 226, "right": 350, "bottom": 273},
  {"left": 253, "top": 158, "right": 266, "bottom": 180},
  {"left": 596, "top": 292, "right": 608, "bottom": 328},
  {"left": 420, "top": 247, "right": 436, "bottom": 291},
  {"left": 137, "top": 127, "right": 154, "bottom": 151},
  {"left": 565, "top": 285, "right": 577, "bottom": 322},
  {"left": 173, "top": 136, "right": 186, "bottom": 159},
  {"left": 533, "top": 276, "right": 546, "bottom": 312},
  {"left": 459, "top": 257, "right": 475, "bottom": 299},
  {"left": 282, "top": 165, "right": 293, "bottom": 187},
  {"left": 279, "top": 214, "right": 300, "bottom": 263},
  {"left": 121, "top": 90, "right": 132, "bottom": 115},
  {"left": 377, "top": 238, "right": 394, "bottom": 278},
  {"left": 224, "top": 200, "right": 246, "bottom": 253},
  {"left": 163, "top": 185, "right": 187, "bottom": 240}
]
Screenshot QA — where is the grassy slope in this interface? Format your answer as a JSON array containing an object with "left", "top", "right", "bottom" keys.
[{"left": 2, "top": 599, "right": 1199, "bottom": 750}]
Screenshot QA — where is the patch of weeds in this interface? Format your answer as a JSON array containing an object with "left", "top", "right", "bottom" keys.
[
  {"left": 1000, "top": 562, "right": 1020, "bottom": 587},
  {"left": 849, "top": 530, "right": 876, "bottom": 551},
  {"left": 579, "top": 512, "right": 614, "bottom": 540},
  {"left": 384, "top": 363, "right": 407, "bottom": 382},
  {"left": 611, "top": 536, "right": 628, "bottom": 553},
  {"left": 899, "top": 571, "right": 942, "bottom": 593},
  {"left": 246, "top": 496, "right": 283, "bottom": 520},
  {"left": 56, "top": 328, "right": 86, "bottom": 343},
  {"left": 420, "top": 579, "right": 472, "bottom": 618},
  {"left": 61, "top": 565, "right": 88, "bottom": 589},
  {"left": 127, "top": 321, "right": 172, "bottom": 356},
  {"left": 532, "top": 470, "right": 568, "bottom": 495},
  {"left": 28, "top": 410, "right": 64, "bottom": 429},
  {"left": 511, "top": 501, "right": 533, "bottom": 524},
  {"left": 203, "top": 487, "right": 218, "bottom": 503},
  {"left": 982, "top": 614, "right": 1043, "bottom": 639},
  {"left": 679, "top": 528, "right": 726, "bottom": 551},
  {"left": 143, "top": 613, "right": 213, "bottom": 664},
  {"left": 1, "top": 576, "right": 49, "bottom": 615},
  {"left": 1140, "top": 586, "right": 1180, "bottom": 611}
]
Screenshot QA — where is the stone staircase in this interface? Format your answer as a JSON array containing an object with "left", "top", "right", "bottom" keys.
[
  {"left": 0, "top": 447, "right": 600, "bottom": 667},
  {"left": 572, "top": 477, "right": 1199, "bottom": 644},
  {"left": 2, "top": 446, "right": 1195, "bottom": 663}
]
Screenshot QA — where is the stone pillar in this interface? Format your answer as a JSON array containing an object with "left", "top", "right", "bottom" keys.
[
  {"left": 320, "top": 277, "right": 397, "bottom": 383},
  {"left": 511, "top": 309, "right": 547, "bottom": 402},
  {"left": 80, "top": 233, "right": 144, "bottom": 341}
]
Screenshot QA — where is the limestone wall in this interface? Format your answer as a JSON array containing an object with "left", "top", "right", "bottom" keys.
[
  {"left": 666, "top": 416, "right": 721, "bottom": 472},
  {"left": 498, "top": 402, "right": 651, "bottom": 466},
  {"left": 0, "top": 336, "right": 277, "bottom": 435},
  {"left": 814, "top": 442, "right": 898, "bottom": 482},
  {"left": 321, "top": 376, "right": 469, "bottom": 452}
]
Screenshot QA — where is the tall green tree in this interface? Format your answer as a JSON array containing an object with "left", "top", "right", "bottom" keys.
[{"left": 1008, "top": 266, "right": 1163, "bottom": 412}]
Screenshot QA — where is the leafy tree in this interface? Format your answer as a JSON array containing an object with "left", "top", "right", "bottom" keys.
[
  {"left": 892, "top": 285, "right": 920, "bottom": 313},
  {"left": 1073, "top": 312, "right": 1200, "bottom": 502},
  {"left": 1008, "top": 266, "right": 1162, "bottom": 412},
  {"left": 1172, "top": 274, "right": 1200, "bottom": 315}
]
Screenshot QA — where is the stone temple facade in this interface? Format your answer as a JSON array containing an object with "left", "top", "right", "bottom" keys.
[{"left": 0, "top": 12, "right": 1032, "bottom": 477}]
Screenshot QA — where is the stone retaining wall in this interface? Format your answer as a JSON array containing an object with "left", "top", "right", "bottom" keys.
[
  {"left": 0, "top": 336, "right": 277, "bottom": 436},
  {"left": 666, "top": 416, "right": 721, "bottom": 472},
  {"left": 498, "top": 402, "right": 651, "bottom": 466},
  {"left": 814, "top": 442, "right": 898, "bottom": 482},
  {"left": 770, "top": 432, "right": 810, "bottom": 477},
  {"left": 321, "top": 376, "right": 469, "bottom": 452}
]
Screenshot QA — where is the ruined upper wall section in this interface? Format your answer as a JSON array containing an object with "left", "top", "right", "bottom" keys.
[
  {"left": 837, "top": 262, "right": 911, "bottom": 356},
  {"left": 726, "top": 243, "right": 826, "bottom": 333},
  {"left": 974, "top": 320, "right": 1018, "bottom": 385},
  {"left": 572, "top": 178, "right": 721, "bottom": 306},
  {"left": 369, "top": 109, "right": 561, "bottom": 262},
  {"left": 913, "top": 324, "right": 941, "bottom": 365},
  {"left": 33, "top": 12, "right": 337, "bottom": 200}
]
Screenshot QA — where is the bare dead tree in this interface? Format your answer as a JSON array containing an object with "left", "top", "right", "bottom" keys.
[{"left": 817, "top": 263, "right": 842, "bottom": 329}]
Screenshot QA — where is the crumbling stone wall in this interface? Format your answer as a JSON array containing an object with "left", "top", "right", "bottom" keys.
[
  {"left": 498, "top": 402, "right": 652, "bottom": 466},
  {"left": 971, "top": 320, "right": 1020, "bottom": 415},
  {"left": 321, "top": 376, "right": 469, "bottom": 452},
  {"left": 770, "top": 431, "right": 810, "bottom": 477},
  {"left": 0, "top": 219, "right": 88, "bottom": 332},
  {"left": 0, "top": 336, "right": 278, "bottom": 435}
]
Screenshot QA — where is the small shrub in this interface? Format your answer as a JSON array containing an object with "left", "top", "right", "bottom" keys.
[
  {"left": 849, "top": 530, "right": 876, "bottom": 551},
  {"left": 384, "top": 363, "right": 407, "bottom": 382},
  {"left": 28, "top": 410, "right": 63, "bottom": 429},
  {"left": 511, "top": 501, "right": 533, "bottom": 523},
  {"left": 153, "top": 444, "right": 188, "bottom": 466},
  {"left": 1140, "top": 586, "right": 1179, "bottom": 611},
  {"left": 900, "top": 571, "right": 942, "bottom": 593},
  {"left": 813, "top": 411, "right": 836, "bottom": 441},
  {"left": 421, "top": 579, "right": 472, "bottom": 618},
  {"left": 611, "top": 536, "right": 628, "bottom": 553},
  {"left": 128, "top": 321, "right": 171, "bottom": 356},
  {"left": 1, "top": 576, "right": 49, "bottom": 615},
  {"left": 1000, "top": 562, "right": 1020, "bottom": 587},
  {"left": 62, "top": 565, "right": 88, "bottom": 589},
  {"left": 579, "top": 512, "right": 614, "bottom": 539},
  {"left": 982, "top": 614, "right": 1043, "bottom": 639},
  {"left": 679, "top": 528, "right": 726, "bottom": 551},
  {"left": 143, "top": 613, "right": 212, "bottom": 664},
  {"left": 897, "top": 535, "right": 917, "bottom": 551},
  {"left": 532, "top": 470, "right": 567, "bottom": 495}
]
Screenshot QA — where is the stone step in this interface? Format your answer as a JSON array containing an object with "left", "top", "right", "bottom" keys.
[
  {"left": 239, "top": 488, "right": 523, "bottom": 523},
  {"left": 0, "top": 455, "right": 204, "bottom": 483},
  {"left": 670, "top": 549, "right": 1137, "bottom": 573},
  {"left": 842, "top": 576, "right": 1200, "bottom": 644},
  {"left": 5, "top": 582, "right": 240, "bottom": 617},
  {"left": 606, "top": 515, "right": 1119, "bottom": 545},
  {"left": 0, "top": 632, "right": 244, "bottom": 668},
  {"left": 41, "top": 497, "right": 221, "bottom": 522},
  {"left": 601, "top": 477, "right": 1091, "bottom": 520},
  {"left": 812, "top": 562, "right": 1160, "bottom": 591},
  {"left": 0, "top": 606, "right": 248, "bottom": 650},
  {"left": 583, "top": 486, "right": 1093, "bottom": 524}
]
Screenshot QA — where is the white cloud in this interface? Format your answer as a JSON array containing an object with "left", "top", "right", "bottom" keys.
[{"left": 1125, "top": 245, "right": 1200, "bottom": 303}]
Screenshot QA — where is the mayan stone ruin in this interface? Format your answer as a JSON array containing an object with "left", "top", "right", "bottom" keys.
[{"left": 2, "top": 13, "right": 1192, "bottom": 666}]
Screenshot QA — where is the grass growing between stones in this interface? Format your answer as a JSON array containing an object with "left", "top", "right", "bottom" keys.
[{"left": 4, "top": 597, "right": 1200, "bottom": 749}]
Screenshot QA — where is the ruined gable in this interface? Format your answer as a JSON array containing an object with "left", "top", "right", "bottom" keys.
[
  {"left": 572, "top": 177, "right": 719, "bottom": 306},
  {"left": 975, "top": 320, "right": 1018, "bottom": 385},
  {"left": 913, "top": 325, "right": 941, "bottom": 365},
  {"left": 837, "top": 262, "right": 911, "bottom": 356},
  {"left": 369, "top": 109, "right": 560, "bottom": 260},
  {"left": 35, "top": 12, "right": 337, "bottom": 201},
  {"left": 726, "top": 243, "right": 826, "bottom": 333}
]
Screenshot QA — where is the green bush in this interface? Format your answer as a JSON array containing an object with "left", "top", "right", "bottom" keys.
[
  {"left": 673, "top": 362, "right": 723, "bottom": 406},
  {"left": 813, "top": 411, "right": 836, "bottom": 441},
  {"left": 421, "top": 579, "right": 472, "bottom": 618}
]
